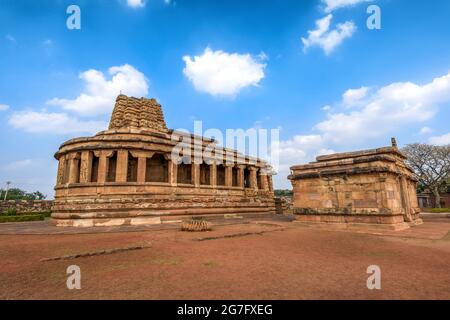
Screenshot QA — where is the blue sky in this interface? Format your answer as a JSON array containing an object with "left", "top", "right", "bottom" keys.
[{"left": 1, "top": 0, "right": 450, "bottom": 197}]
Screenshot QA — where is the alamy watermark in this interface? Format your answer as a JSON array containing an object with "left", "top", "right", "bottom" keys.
[
  {"left": 66, "top": 265, "right": 81, "bottom": 290},
  {"left": 366, "top": 265, "right": 381, "bottom": 290}
]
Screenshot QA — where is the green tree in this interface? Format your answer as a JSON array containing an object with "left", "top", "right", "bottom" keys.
[{"left": 0, "top": 187, "right": 47, "bottom": 200}]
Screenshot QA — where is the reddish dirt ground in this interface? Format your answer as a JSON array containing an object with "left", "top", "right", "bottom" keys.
[{"left": 0, "top": 218, "right": 449, "bottom": 300}]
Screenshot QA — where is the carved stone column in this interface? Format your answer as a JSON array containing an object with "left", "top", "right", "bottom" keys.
[
  {"left": 56, "top": 156, "right": 66, "bottom": 185},
  {"left": 249, "top": 167, "right": 258, "bottom": 190},
  {"left": 260, "top": 173, "right": 269, "bottom": 191},
  {"left": 210, "top": 162, "right": 217, "bottom": 187},
  {"left": 94, "top": 150, "right": 114, "bottom": 184},
  {"left": 68, "top": 153, "right": 81, "bottom": 184},
  {"left": 137, "top": 157, "right": 147, "bottom": 183},
  {"left": 225, "top": 165, "right": 232, "bottom": 187},
  {"left": 80, "top": 151, "right": 93, "bottom": 183},
  {"left": 169, "top": 159, "right": 177, "bottom": 186},
  {"left": 267, "top": 175, "right": 274, "bottom": 192},
  {"left": 237, "top": 165, "right": 245, "bottom": 188},
  {"left": 193, "top": 163, "right": 200, "bottom": 187},
  {"left": 116, "top": 150, "right": 128, "bottom": 183}
]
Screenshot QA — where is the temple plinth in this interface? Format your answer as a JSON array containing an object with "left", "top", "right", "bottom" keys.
[{"left": 52, "top": 95, "right": 275, "bottom": 227}]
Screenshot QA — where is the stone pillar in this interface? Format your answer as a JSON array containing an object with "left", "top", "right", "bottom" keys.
[
  {"left": 237, "top": 165, "right": 245, "bottom": 188},
  {"left": 79, "top": 151, "right": 93, "bottom": 183},
  {"left": 267, "top": 175, "right": 274, "bottom": 192},
  {"left": 56, "top": 156, "right": 66, "bottom": 185},
  {"left": 249, "top": 167, "right": 258, "bottom": 190},
  {"left": 94, "top": 150, "right": 114, "bottom": 184},
  {"left": 169, "top": 159, "right": 177, "bottom": 186},
  {"left": 225, "top": 165, "right": 232, "bottom": 187},
  {"left": 137, "top": 157, "right": 147, "bottom": 183},
  {"left": 210, "top": 162, "right": 217, "bottom": 187},
  {"left": 260, "top": 173, "right": 269, "bottom": 191},
  {"left": 116, "top": 150, "right": 128, "bottom": 183},
  {"left": 193, "top": 163, "right": 200, "bottom": 187},
  {"left": 68, "top": 153, "right": 80, "bottom": 184},
  {"left": 400, "top": 175, "right": 413, "bottom": 222}
]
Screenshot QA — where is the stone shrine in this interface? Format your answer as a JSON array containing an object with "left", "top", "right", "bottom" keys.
[{"left": 288, "top": 139, "right": 422, "bottom": 230}]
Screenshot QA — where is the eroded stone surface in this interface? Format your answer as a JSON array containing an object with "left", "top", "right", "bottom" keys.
[
  {"left": 52, "top": 95, "right": 275, "bottom": 227},
  {"left": 288, "top": 140, "right": 422, "bottom": 230}
]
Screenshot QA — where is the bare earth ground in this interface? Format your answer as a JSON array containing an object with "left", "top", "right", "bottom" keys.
[{"left": 0, "top": 216, "right": 449, "bottom": 300}]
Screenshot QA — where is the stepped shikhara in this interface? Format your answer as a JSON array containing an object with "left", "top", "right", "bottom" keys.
[
  {"left": 288, "top": 139, "right": 422, "bottom": 230},
  {"left": 52, "top": 95, "right": 275, "bottom": 227}
]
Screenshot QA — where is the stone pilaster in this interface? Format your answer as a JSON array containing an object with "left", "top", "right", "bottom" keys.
[
  {"left": 80, "top": 151, "right": 93, "bottom": 183},
  {"left": 116, "top": 150, "right": 129, "bottom": 183}
]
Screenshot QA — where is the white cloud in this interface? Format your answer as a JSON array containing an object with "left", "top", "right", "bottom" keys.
[
  {"left": 182, "top": 47, "right": 266, "bottom": 97},
  {"left": 9, "top": 111, "right": 107, "bottom": 134},
  {"left": 273, "top": 134, "right": 335, "bottom": 188},
  {"left": 271, "top": 69, "right": 450, "bottom": 188},
  {"left": 419, "top": 126, "right": 432, "bottom": 135},
  {"left": 342, "top": 86, "right": 368, "bottom": 107},
  {"left": 322, "top": 0, "right": 372, "bottom": 13},
  {"left": 301, "top": 14, "right": 356, "bottom": 55},
  {"left": 127, "top": 0, "right": 146, "bottom": 8},
  {"left": 315, "top": 70, "right": 450, "bottom": 144},
  {"left": 0, "top": 104, "right": 10, "bottom": 111},
  {"left": 429, "top": 133, "right": 450, "bottom": 146},
  {"left": 47, "top": 64, "right": 149, "bottom": 116}
]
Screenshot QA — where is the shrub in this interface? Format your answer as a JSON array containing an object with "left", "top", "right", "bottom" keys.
[
  {"left": 428, "top": 208, "right": 450, "bottom": 213},
  {"left": 3, "top": 208, "right": 18, "bottom": 216},
  {"left": 0, "top": 214, "right": 45, "bottom": 223}
]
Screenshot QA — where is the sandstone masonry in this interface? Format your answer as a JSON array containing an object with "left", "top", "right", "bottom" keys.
[
  {"left": 288, "top": 139, "right": 422, "bottom": 230},
  {"left": 52, "top": 95, "right": 275, "bottom": 227}
]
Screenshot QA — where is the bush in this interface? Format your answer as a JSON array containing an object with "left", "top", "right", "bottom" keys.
[
  {"left": 3, "top": 208, "right": 18, "bottom": 216},
  {"left": 0, "top": 214, "right": 45, "bottom": 223}
]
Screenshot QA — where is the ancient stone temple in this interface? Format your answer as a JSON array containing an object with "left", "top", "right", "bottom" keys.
[
  {"left": 288, "top": 139, "right": 422, "bottom": 230},
  {"left": 52, "top": 95, "right": 275, "bottom": 227}
]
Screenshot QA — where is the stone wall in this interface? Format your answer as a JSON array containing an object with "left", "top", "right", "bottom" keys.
[{"left": 0, "top": 200, "right": 53, "bottom": 213}]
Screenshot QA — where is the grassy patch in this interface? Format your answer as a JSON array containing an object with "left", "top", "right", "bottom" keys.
[
  {"left": 428, "top": 208, "right": 450, "bottom": 213},
  {"left": 0, "top": 214, "right": 45, "bottom": 223}
]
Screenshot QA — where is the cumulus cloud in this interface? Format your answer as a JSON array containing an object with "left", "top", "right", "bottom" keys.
[
  {"left": 419, "top": 126, "right": 432, "bottom": 135},
  {"left": 322, "top": 0, "right": 372, "bottom": 13},
  {"left": 301, "top": 14, "right": 356, "bottom": 55},
  {"left": 47, "top": 64, "right": 149, "bottom": 116},
  {"left": 315, "top": 70, "right": 450, "bottom": 144},
  {"left": 182, "top": 47, "right": 266, "bottom": 97},
  {"left": 429, "top": 133, "right": 450, "bottom": 146},
  {"left": 126, "top": 0, "right": 146, "bottom": 8},
  {"left": 9, "top": 111, "right": 107, "bottom": 134},
  {"left": 272, "top": 69, "right": 450, "bottom": 188},
  {"left": 273, "top": 134, "right": 335, "bottom": 188},
  {"left": 342, "top": 86, "right": 368, "bottom": 107},
  {"left": 0, "top": 104, "right": 10, "bottom": 111}
]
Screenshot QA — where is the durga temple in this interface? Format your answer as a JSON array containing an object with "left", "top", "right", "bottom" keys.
[{"left": 52, "top": 95, "right": 276, "bottom": 227}]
